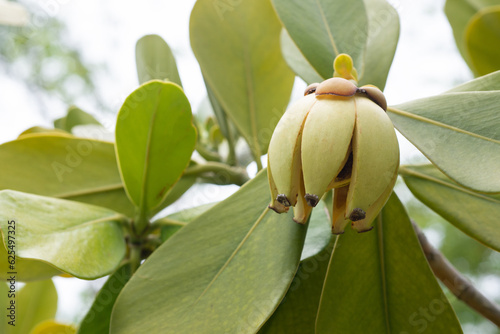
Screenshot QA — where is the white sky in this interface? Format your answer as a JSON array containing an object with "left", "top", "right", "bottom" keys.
[{"left": 2, "top": 0, "right": 491, "bottom": 329}]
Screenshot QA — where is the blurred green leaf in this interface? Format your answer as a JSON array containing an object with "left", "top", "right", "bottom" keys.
[
  {"left": 465, "top": 5, "right": 500, "bottom": 76},
  {"left": 190, "top": 0, "right": 294, "bottom": 162},
  {"left": 388, "top": 73, "right": 500, "bottom": 193},
  {"left": 0, "top": 190, "right": 126, "bottom": 280},
  {"left": 110, "top": 171, "right": 308, "bottom": 333},
  {"left": 115, "top": 81, "right": 196, "bottom": 220},
  {"left": 135, "top": 34, "right": 182, "bottom": 86},
  {"left": 18, "top": 127, "right": 67, "bottom": 138},
  {"left": 54, "top": 106, "right": 101, "bottom": 133},
  {"left": 316, "top": 193, "right": 462, "bottom": 333},
  {"left": 401, "top": 164, "right": 500, "bottom": 252},
  {"left": 259, "top": 239, "right": 333, "bottom": 334},
  {"left": 30, "top": 320, "right": 76, "bottom": 334},
  {"left": 359, "top": 0, "right": 400, "bottom": 89},
  {"left": 0, "top": 134, "right": 134, "bottom": 216},
  {"left": 271, "top": 0, "right": 368, "bottom": 80},
  {"left": 445, "top": 0, "right": 500, "bottom": 74},
  {"left": 0, "top": 279, "right": 57, "bottom": 334},
  {"left": 78, "top": 263, "right": 132, "bottom": 334}
]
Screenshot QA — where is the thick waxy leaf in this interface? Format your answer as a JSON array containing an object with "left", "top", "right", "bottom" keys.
[
  {"left": 54, "top": 106, "right": 101, "bottom": 133},
  {"left": 445, "top": 0, "right": 500, "bottom": 74},
  {"left": 190, "top": 0, "right": 294, "bottom": 161},
  {"left": 280, "top": 29, "right": 324, "bottom": 85},
  {"left": 465, "top": 6, "right": 500, "bottom": 76},
  {"left": 18, "top": 127, "right": 67, "bottom": 137},
  {"left": 110, "top": 171, "right": 308, "bottom": 334},
  {"left": 259, "top": 239, "right": 333, "bottom": 334},
  {"left": 115, "top": 81, "right": 196, "bottom": 219},
  {"left": 300, "top": 200, "right": 330, "bottom": 260},
  {"left": 388, "top": 74, "right": 500, "bottom": 193},
  {"left": 0, "top": 134, "right": 134, "bottom": 216},
  {"left": 316, "top": 193, "right": 462, "bottom": 333},
  {"left": 272, "top": 0, "right": 367, "bottom": 80},
  {"left": 78, "top": 264, "right": 132, "bottom": 334},
  {"left": 135, "top": 34, "right": 182, "bottom": 86},
  {"left": 0, "top": 190, "right": 126, "bottom": 280},
  {"left": 155, "top": 202, "right": 216, "bottom": 242},
  {"left": 0, "top": 279, "right": 57, "bottom": 334},
  {"left": 401, "top": 164, "right": 500, "bottom": 252},
  {"left": 360, "top": 0, "right": 400, "bottom": 89}
]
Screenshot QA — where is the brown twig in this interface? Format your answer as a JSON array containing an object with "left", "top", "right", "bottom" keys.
[{"left": 412, "top": 221, "right": 500, "bottom": 327}]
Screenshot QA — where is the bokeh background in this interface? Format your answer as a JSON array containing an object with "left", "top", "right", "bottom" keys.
[{"left": 1, "top": 0, "right": 499, "bottom": 333}]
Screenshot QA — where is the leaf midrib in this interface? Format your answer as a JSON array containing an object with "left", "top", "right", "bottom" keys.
[
  {"left": 191, "top": 208, "right": 270, "bottom": 306},
  {"left": 388, "top": 106, "right": 500, "bottom": 144},
  {"left": 399, "top": 166, "right": 500, "bottom": 203},
  {"left": 313, "top": 0, "right": 339, "bottom": 56},
  {"left": 54, "top": 183, "right": 124, "bottom": 199},
  {"left": 377, "top": 214, "right": 391, "bottom": 333}
]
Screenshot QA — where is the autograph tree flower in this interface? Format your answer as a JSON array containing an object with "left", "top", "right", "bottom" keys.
[{"left": 267, "top": 54, "right": 399, "bottom": 234}]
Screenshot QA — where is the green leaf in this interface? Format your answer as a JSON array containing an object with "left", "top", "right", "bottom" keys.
[
  {"left": 359, "top": 0, "right": 400, "bottom": 90},
  {"left": 400, "top": 164, "right": 500, "bottom": 252},
  {"left": 465, "top": 5, "right": 500, "bottom": 76},
  {"left": 280, "top": 29, "right": 324, "bottom": 85},
  {"left": 259, "top": 240, "right": 333, "bottom": 334},
  {"left": 78, "top": 263, "right": 132, "bottom": 334},
  {"left": 190, "top": 0, "right": 295, "bottom": 161},
  {"left": 445, "top": 0, "right": 500, "bottom": 74},
  {"left": 316, "top": 193, "right": 462, "bottom": 333},
  {"left": 300, "top": 200, "right": 331, "bottom": 260},
  {"left": 110, "top": 171, "right": 308, "bottom": 333},
  {"left": 0, "top": 279, "right": 57, "bottom": 334},
  {"left": 0, "top": 190, "right": 126, "bottom": 280},
  {"left": 271, "top": 0, "right": 368, "bottom": 80},
  {"left": 18, "top": 127, "right": 67, "bottom": 138},
  {"left": 115, "top": 81, "right": 196, "bottom": 220},
  {"left": 54, "top": 106, "right": 101, "bottom": 133},
  {"left": 135, "top": 34, "right": 182, "bottom": 86},
  {"left": 0, "top": 134, "right": 134, "bottom": 217},
  {"left": 388, "top": 75, "right": 500, "bottom": 193},
  {"left": 155, "top": 202, "right": 216, "bottom": 242}
]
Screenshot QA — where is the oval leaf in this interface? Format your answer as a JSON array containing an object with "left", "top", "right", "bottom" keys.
[
  {"left": 0, "top": 279, "right": 57, "bottom": 334},
  {"left": 0, "top": 190, "right": 126, "bottom": 280},
  {"left": 0, "top": 134, "right": 134, "bottom": 216},
  {"left": 316, "top": 193, "right": 462, "bottom": 333},
  {"left": 465, "top": 5, "right": 500, "bottom": 76},
  {"left": 135, "top": 34, "right": 182, "bottom": 86},
  {"left": 78, "top": 263, "right": 132, "bottom": 334},
  {"left": 259, "top": 240, "right": 333, "bottom": 334},
  {"left": 359, "top": 0, "right": 400, "bottom": 89},
  {"left": 401, "top": 164, "right": 500, "bottom": 252},
  {"left": 388, "top": 76, "right": 500, "bottom": 193},
  {"left": 190, "top": 0, "right": 294, "bottom": 161},
  {"left": 271, "top": 0, "right": 368, "bottom": 80},
  {"left": 115, "top": 81, "right": 196, "bottom": 218},
  {"left": 110, "top": 171, "right": 308, "bottom": 333},
  {"left": 54, "top": 106, "right": 101, "bottom": 133}
]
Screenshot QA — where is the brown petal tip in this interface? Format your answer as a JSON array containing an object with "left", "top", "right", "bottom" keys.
[
  {"left": 276, "top": 194, "right": 291, "bottom": 207},
  {"left": 304, "top": 193, "right": 319, "bottom": 207},
  {"left": 268, "top": 205, "right": 288, "bottom": 214},
  {"left": 357, "top": 86, "right": 387, "bottom": 111},
  {"left": 355, "top": 226, "right": 374, "bottom": 233},
  {"left": 349, "top": 208, "right": 366, "bottom": 221},
  {"left": 292, "top": 217, "right": 307, "bottom": 225}
]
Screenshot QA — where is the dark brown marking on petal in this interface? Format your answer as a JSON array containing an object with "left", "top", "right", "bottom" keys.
[
  {"left": 277, "top": 194, "right": 291, "bottom": 207},
  {"left": 349, "top": 208, "right": 366, "bottom": 221},
  {"left": 304, "top": 193, "right": 319, "bottom": 207}
]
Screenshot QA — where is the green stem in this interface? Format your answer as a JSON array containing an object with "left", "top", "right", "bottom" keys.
[
  {"left": 255, "top": 156, "right": 263, "bottom": 171},
  {"left": 196, "top": 142, "right": 222, "bottom": 162},
  {"left": 226, "top": 133, "right": 237, "bottom": 166},
  {"left": 184, "top": 161, "right": 249, "bottom": 186},
  {"left": 129, "top": 241, "right": 142, "bottom": 273}
]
